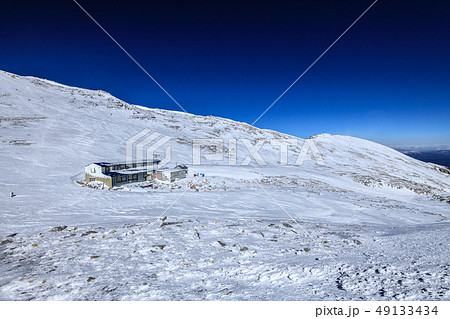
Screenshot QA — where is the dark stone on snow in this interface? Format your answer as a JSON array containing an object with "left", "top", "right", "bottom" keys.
[
  {"left": 0, "top": 239, "right": 13, "bottom": 245},
  {"left": 81, "top": 230, "right": 97, "bottom": 237},
  {"left": 51, "top": 226, "right": 67, "bottom": 232}
]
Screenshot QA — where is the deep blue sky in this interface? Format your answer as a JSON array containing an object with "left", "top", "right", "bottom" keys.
[{"left": 1, "top": 0, "right": 449, "bottom": 148}]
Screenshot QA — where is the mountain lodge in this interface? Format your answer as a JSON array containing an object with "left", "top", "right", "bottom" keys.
[{"left": 84, "top": 160, "right": 188, "bottom": 188}]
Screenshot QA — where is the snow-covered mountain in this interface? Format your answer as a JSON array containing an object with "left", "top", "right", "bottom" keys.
[{"left": 1, "top": 70, "right": 449, "bottom": 300}]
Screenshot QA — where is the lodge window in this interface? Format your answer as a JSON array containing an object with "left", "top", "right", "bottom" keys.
[{"left": 116, "top": 175, "right": 126, "bottom": 183}]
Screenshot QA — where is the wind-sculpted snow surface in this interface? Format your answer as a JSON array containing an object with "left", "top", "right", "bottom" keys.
[
  {"left": 1, "top": 219, "right": 449, "bottom": 300},
  {"left": 0, "top": 70, "right": 449, "bottom": 300}
]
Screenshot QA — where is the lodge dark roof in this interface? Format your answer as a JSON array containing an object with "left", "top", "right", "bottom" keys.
[
  {"left": 104, "top": 171, "right": 122, "bottom": 177},
  {"left": 94, "top": 160, "right": 161, "bottom": 167}
]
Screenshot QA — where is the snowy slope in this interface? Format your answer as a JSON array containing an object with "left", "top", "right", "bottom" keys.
[{"left": 1, "top": 70, "right": 449, "bottom": 300}]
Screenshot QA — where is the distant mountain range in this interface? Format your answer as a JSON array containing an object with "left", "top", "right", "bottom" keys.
[{"left": 400, "top": 150, "right": 450, "bottom": 167}]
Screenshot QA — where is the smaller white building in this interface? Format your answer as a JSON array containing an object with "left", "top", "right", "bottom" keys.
[{"left": 156, "top": 166, "right": 188, "bottom": 182}]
